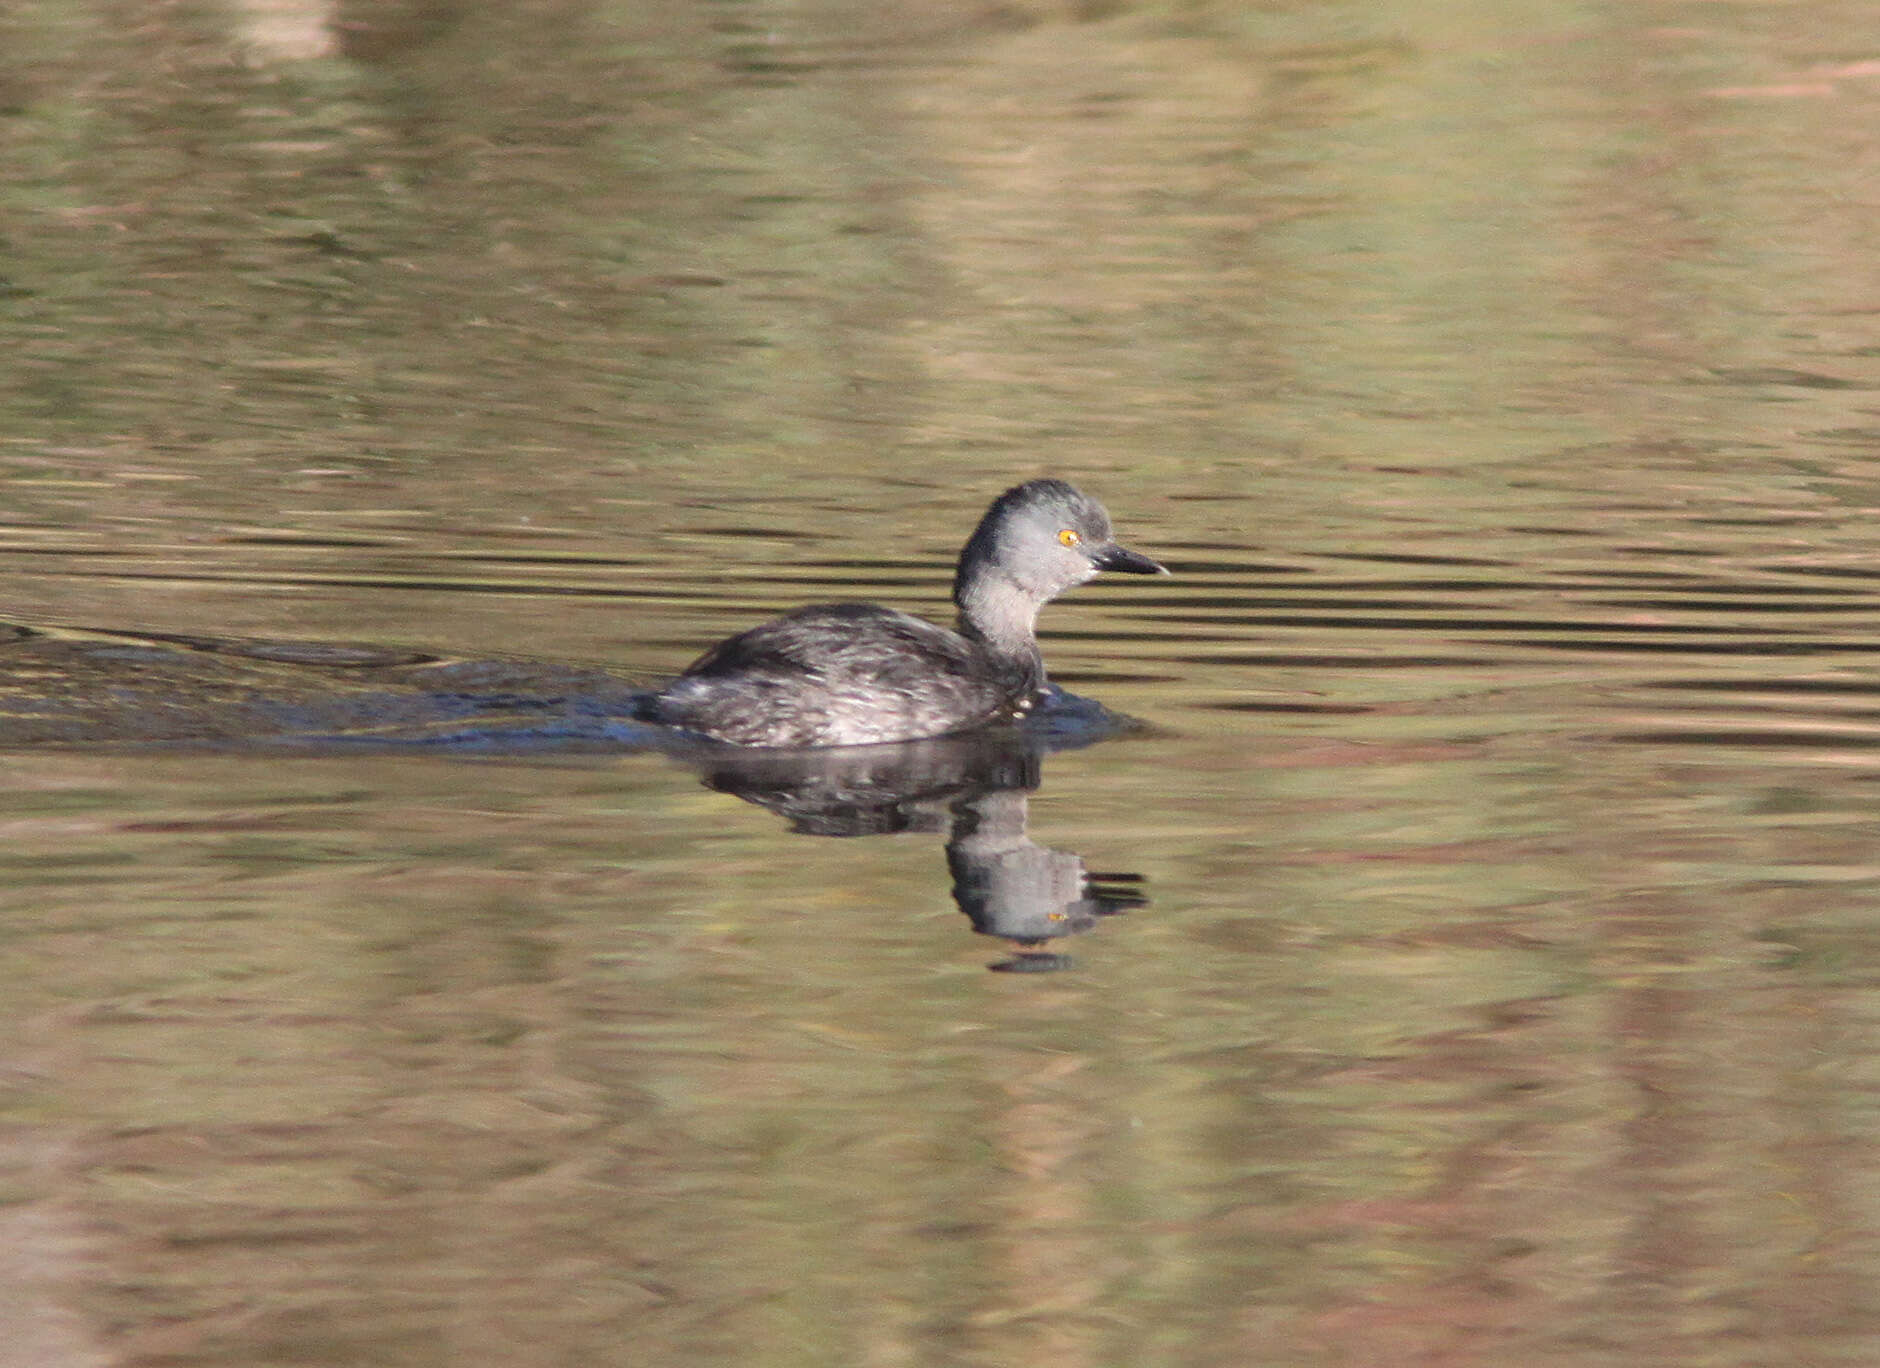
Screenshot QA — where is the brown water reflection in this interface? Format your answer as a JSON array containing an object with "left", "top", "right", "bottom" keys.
[{"left": 7, "top": 0, "right": 1880, "bottom": 1365}]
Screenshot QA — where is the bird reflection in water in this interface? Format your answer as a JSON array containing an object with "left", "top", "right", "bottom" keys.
[
  {"left": 0, "top": 621, "right": 1151, "bottom": 967},
  {"left": 667, "top": 694, "right": 1149, "bottom": 971}
]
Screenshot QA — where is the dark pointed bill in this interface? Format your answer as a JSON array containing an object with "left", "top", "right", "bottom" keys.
[{"left": 1092, "top": 543, "right": 1168, "bottom": 575}]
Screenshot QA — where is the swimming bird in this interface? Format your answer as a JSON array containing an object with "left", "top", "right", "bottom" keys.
[{"left": 643, "top": 479, "right": 1165, "bottom": 747}]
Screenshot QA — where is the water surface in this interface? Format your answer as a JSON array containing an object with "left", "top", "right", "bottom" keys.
[{"left": 5, "top": 2, "right": 1880, "bottom": 1365}]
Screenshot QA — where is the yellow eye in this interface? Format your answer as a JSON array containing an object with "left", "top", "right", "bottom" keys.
[{"left": 1058, "top": 529, "right": 1081, "bottom": 547}]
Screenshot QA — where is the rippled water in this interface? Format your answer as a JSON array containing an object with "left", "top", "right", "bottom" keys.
[{"left": 5, "top": 2, "right": 1880, "bottom": 1365}]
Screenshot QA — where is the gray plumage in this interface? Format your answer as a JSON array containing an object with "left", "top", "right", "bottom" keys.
[{"left": 645, "top": 479, "right": 1165, "bottom": 747}]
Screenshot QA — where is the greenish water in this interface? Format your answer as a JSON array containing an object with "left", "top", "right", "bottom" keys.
[{"left": 5, "top": 2, "right": 1880, "bottom": 1365}]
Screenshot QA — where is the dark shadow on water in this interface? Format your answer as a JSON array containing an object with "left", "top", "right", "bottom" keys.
[{"left": 0, "top": 620, "right": 654, "bottom": 748}]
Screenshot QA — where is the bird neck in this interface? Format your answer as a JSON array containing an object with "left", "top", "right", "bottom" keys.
[{"left": 955, "top": 577, "right": 1046, "bottom": 697}]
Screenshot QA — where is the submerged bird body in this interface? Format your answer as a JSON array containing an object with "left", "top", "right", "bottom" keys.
[{"left": 646, "top": 480, "right": 1164, "bottom": 747}]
